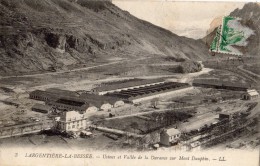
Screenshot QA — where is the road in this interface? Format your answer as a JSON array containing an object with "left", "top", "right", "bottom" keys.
[
  {"left": 91, "top": 125, "right": 143, "bottom": 138},
  {"left": 0, "top": 57, "right": 147, "bottom": 79}
]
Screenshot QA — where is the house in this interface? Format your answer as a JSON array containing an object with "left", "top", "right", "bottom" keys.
[
  {"left": 54, "top": 110, "right": 91, "bottom": 132},
  {"left": 242, "top": 89, "right": 259, "bottom": 100},
  {"left": 160, "top": 128, "right": 181, "bottom": 146},
  {"left": 31, "top": 103, "right": 53, "bottom": 113}
]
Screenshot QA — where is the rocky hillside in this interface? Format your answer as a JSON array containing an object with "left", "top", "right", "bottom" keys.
[
  {"left": 0, "top": 0, "right": 209, "bottom": 75},
  {"left": 203, "top": 3, "right": 260, "bottom": 56},
  {"left": 230, "top": 3, "right": 260, "bottom": 56}
]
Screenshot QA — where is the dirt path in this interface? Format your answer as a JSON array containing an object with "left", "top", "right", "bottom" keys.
[{"left": 0, "top": 57, "right": 148, "bottom": 79}]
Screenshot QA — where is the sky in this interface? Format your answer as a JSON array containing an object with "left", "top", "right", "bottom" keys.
[{"left": 112, "top": 1, "right": 246, "bottom": 39}]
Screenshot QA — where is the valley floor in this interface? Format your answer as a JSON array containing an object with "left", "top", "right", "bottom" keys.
[{"left": 0, "top": 56, "right": 259, "bottom": 151}]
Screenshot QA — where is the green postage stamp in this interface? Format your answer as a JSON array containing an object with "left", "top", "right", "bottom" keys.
[{"left": 210, "top": 16, "right": 254, "bottom": 55}]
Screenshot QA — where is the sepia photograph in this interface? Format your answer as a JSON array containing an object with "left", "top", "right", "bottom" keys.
[{"left": 0, "top": 0, "right": 259, "bottom": 165}]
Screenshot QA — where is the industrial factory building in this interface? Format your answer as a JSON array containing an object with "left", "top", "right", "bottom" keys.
[
  {"left": 192, "top": 79, "right": 250, "bottom": 91},
  {"left": 47, "top": 97, "right": 98, "bottom": 113},
  {"left": 106, "top": 81, "right": 192, "bottom": 103},
  {"left": 29, "top": 89, "right": 78, "bottom": 102},
  {"left": 31, "top": 103, "right": 53, "bottom": 114},
  {"left": 92, "top": 78, "right": 165, "bottom": 95},
  {"left": 30, "top": 87, "right": 124, "bottom": 112}
]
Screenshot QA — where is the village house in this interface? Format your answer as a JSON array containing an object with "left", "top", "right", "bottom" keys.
[
  {"left": 242, "top": 89, "right": 259, "bottom": 100},
  {"left": 160, "top": 128, "right": 181, "bottom": 146}
]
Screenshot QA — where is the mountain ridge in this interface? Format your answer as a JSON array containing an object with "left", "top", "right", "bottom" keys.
[
  {"left": 0, "top": 0, "right": 209, "bottom": 75},
  {"left": 202, "top": 2, "right": 260, "bottom": 55}
]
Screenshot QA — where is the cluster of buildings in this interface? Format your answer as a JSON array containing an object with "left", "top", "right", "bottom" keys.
[
  {"left": 29, "top": 88, "right": 126, "bottom": 132},
  {"left": 29, "top": 88, "right": 125, "bottom": 113},
  {"left": 29, "top": 78, "right": 192, "bottom": 132},
  {"left": 29, "top": 77, "right": 259, "bottom": 134},
  {"left": 193, "top": 78, "right": 259, "bottom": 100}
]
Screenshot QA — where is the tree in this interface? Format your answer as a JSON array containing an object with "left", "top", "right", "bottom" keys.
[{"left": 175, "top": 65, "right": 185, "bottom": 73}]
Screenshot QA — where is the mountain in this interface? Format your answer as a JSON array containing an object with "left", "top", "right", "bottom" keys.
[
  {"left": 203, "top": 3, "right": 260, "bottom": 56},
  {"left": 0, "top": 0, "right": 209, "bottom": 75}
]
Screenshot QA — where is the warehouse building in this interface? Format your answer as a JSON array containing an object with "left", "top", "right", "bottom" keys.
[
  {"left": 92, "top": 78, "right": 165, "bottom": 95},
  {"left": 47, "top": 97, "right": 98, "bottom": 113},
  {"left": 31, "top": 103, "right": 53, "bottom": 114},
  {"left": 192, "top": 79, "right": 249, "bottom": 91},
  {"left": 29, "top": 89, "right": 78, "bottom": 102},
  {"left": 106, "top": 81, "right": 192, "bottom": 103}
]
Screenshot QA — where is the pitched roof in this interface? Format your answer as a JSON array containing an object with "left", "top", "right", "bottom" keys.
[
  {"left": 193, "top": 79, "right": 250, "bottom": 88},
  {"left": 193, "top": 79, "right": 222, "bottom": 86},
  {"left": 48, "top": 100, "right": 90, "bottom": 111},
  {"left": 93, "top": 78, "right": 165, "bottom": 92},
  {"left": 80, "top": 93, "right": 122, "bottom": 105},
  {"left": 164, "top": 128, "right": 181, "bottom": 136},
  {"left": 32, "top": 103, "right": 52, "bottom": 111},
  {"left": 45, "top": 88, "right": 78, "bottom": 96},
  {"left": 30, "top": 89, "right": 78, "bottom": 100},
  {"left": 246, "top": 89, "right": 259, "bottom": 96}
]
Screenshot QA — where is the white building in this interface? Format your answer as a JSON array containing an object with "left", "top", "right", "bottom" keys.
[
  {"left": 79, "top": 93, "right": 124, "bottom": 110},
  {"left": 54, "top": 110, "right": 92, "bottom": 132},
  {"left": 160, "top": 128, "right": 181, "bottom": 146},
  {"left": 242, "top": 89, "right": 259, "bottom": 100}
]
